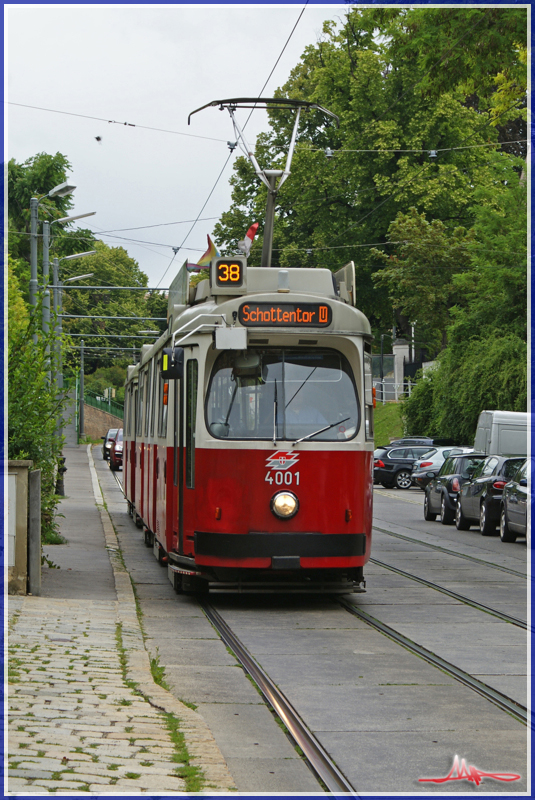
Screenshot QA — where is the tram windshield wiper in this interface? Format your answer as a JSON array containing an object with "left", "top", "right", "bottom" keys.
[
  {"left": 285, "top": 367, "right": 317, "bottom": 410},
  {"left": 292, "top": 417, "right": 350, "bottom": 446}
]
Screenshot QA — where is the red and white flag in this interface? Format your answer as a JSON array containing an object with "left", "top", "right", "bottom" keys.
[{"left": 238, "top": 222, "right": 259, "bottom": 255}]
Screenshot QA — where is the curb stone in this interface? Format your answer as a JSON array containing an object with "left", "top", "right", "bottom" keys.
[{"left": 87, "top": 445, "right": 236, "bottom": 792}]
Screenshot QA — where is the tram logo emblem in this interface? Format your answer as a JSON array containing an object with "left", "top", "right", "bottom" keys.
[{"left": 266, "top": 451, "right": 299, "bottom": 470}]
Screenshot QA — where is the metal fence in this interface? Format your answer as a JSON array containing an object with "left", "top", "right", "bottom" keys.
[
  {"left": 373, "top": 379, "right": 416, "bottom": 403},
  {"left": 84, "top": 389, "right": 124, "bottom": 420}
]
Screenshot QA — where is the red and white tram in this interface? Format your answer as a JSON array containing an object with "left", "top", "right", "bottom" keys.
[
  {"left": 123, "top": 257, "right": 374, "bottom": 593},
  {"left": 123, "top": 98, "right": 374, "bottom": 593}
]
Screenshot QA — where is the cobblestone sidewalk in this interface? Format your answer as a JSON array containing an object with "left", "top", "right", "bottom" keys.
[
  {"left": 8, "top": 597, "right": 192, "bottom": 794},
  {"left": 7, "top": 445, "right": 236, "bottom": 795}
]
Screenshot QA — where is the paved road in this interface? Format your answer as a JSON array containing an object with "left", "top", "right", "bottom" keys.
[{"left": 98, "top": 459, "right": 529, "bottom": 794}]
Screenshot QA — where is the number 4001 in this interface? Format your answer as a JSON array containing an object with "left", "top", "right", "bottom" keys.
[{"left": 265, "top": 471, "right": 300, "bottom": 486}]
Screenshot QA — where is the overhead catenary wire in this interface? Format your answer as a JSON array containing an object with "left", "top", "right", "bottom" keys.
[
  {"left": 7, "top": 101, "right": 227, "bottom": 144},
  {"left": 311, "top": 140, "right": 528, "bottom": 155}
]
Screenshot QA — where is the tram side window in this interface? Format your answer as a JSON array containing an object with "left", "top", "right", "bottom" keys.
[
  {"left": 206, "top": 348, "right": 360, "bottom": 441},
  {"left": 186, "top": 360, "right": 198, "bottom": 488},
  {"left": 364, "top": 352, "right": 374, "bottom": 441},
  {"left": 157, "top": 363, "right": 168, "bottom": 438},
  {"left": 150, "top": 359, "right": 157, "bottom": 437},
  {"left": 136, "top": 372, "right": 144, "bottom": 437},
  {"left": 144, "top": 361, "right": 153, "bottom": 437},
  {"left": 124, "top": 391, "right": 130, "bottom": 436},
  {"left": 131, "top": 386, "right": 136, "bottom": 436}
]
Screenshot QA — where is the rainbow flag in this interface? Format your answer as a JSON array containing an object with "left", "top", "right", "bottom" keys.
[{"left": 197, "top": 235, "right": 220, "bottom": 267}]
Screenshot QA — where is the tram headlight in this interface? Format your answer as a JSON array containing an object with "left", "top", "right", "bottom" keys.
[{"left": 271, "top": 491, "right": 299, "bottom": 519}]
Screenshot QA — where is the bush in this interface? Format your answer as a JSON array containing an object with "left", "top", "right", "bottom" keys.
[{"left": 8, "top": 310, "right": 72, "bottom": 544}]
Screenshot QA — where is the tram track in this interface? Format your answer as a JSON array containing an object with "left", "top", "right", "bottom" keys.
[
  {"left": 200, "top": 590, "right": 529, "bottom": 795},
  {"left": 369, "top": 557, "right": 528, "bottom": 630},
  {"left": 337, "top": 597, "right": 529, "bottom": 728},
  {"left": 199, "top": 599, "right": 357, "bottom": 796},
  {"left": 373, "top": 524, "right": 527, "bottom": 579}
]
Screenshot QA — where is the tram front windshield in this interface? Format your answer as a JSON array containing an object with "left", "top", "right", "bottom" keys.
[{"left": 206, "top": 349, "right": 360, "bottom": 441}]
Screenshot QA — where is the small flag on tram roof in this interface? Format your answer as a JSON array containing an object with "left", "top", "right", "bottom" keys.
[
  {"left": 237, "top": 222, "right": 259, "bottom": 256},
  {"left": 197, "top": 235, "right": 220, "bottom": 267}
]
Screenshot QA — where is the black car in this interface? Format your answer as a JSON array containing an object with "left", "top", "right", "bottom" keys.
[
  {"left": 424, "top": 452, "right": 487, "bottom": 525},
  {"left": 374, "top": 445, "right": 435, "bottom": 490},
  {"left": 102, "top": 428, "right": 119, "bottom": 460},
  {"left": 500, "top": 459, "right": 529, "bottom": 543},
  {"left": 455, "top": 455, "right": 525, "bottom": 535}
]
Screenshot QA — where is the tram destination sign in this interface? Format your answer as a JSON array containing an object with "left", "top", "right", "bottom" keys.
[{"left": 238, "top": 302, "right": 332, "bottom": 327}]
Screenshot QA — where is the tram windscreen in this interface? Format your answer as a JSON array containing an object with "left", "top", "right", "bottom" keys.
[{"left": 206, "top": 349, "right": 360, "bottom": 441}]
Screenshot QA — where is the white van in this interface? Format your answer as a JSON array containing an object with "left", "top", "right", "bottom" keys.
[{"left": 473, "top": 410, "right": 528, "bottom": 456}]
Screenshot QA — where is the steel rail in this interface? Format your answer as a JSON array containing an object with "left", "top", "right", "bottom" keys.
[
  {"left": 338, "top": 598, "right": 529, "bottom": 728},
  {"left": 199, "top": 600, "right": 357, "bottom": 795},
  {"left": 373, "top": 525, "right": 527, "bottom": 579},
  {"left": 110, "top": 469, "right": 125, "bottom": 496},
  {"left": 370, "top": 558, "right": 528, "bottom": 630}
]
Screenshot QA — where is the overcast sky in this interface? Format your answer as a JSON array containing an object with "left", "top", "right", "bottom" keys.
[{"left": 6, "top": 3, "right": 350, "bottom": 288}]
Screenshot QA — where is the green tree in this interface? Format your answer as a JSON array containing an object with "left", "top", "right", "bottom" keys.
[
  {"left": 402, "top": 155, "right": 527, "bottom": 439},
  {"left": 59, "top": 241, "right": 164, "bottom": 373},
  {"left": 371, "top": 209, "right": 473, "bottom": 352},
  {"left": 214, "top": 6, "right": 526, "bottom": 339},
  {"left": 8, "top": 153, "right": 75, "bottom": 275}
]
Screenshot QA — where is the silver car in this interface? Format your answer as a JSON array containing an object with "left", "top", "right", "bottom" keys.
[{"left": 411, "top": 446, "right": 472, "bottom": 490}]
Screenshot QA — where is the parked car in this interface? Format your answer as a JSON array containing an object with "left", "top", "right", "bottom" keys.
[
  {"left": 499, "top": 459, "right": 529, "bottom": 543},
  {"left": 388, "top": 437, "right": 435, "bottom": 447},
  {"left": 374, "top": 445, "right": 436, "bottom": 490},
  {"left": 424, "top": 452, "right": 487, "bottom": 524},
  {"left": 109, "top": 428, "right": 123, "bottom": 471},
  {"left": 102, "top": 428, "right": 119, "bottom": 461},
  {"left": 411, "top": 446, "right": 471, "bottom": 490},
  {"left": 455, "top": 455, "right": 525, "bottom": 534}
]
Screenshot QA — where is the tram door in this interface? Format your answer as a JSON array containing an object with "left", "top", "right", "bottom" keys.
[
  {"left": 142, "top": 362, "right": 153, "bottom": 527},
  {"left": 129, "top": 382, "right": 138, "bottom": 506},
  {"left": 171, "top": 357, "right": 198, "bottom": 556}
]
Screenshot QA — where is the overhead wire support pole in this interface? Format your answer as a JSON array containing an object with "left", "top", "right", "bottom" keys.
[{"left": 189, "top": 98, "right": 338, "bottom": 269}]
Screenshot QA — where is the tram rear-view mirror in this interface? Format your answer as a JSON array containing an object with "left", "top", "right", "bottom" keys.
[
  {"left": 233, "top": 352, "right": 261, "bottom": 377},
  {"left": 161, "top": 347, "right": 184, "bottom": 379}
]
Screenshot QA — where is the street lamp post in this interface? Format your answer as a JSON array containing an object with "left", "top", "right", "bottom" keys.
[
  {"left": 51, "top": 253, "right": 96, "bottom": 439},
  {"left": 42, "top": 211, "right": 96, "bottom": 339},
  {"left": 80, "top": 340, "right": 85, "bottom": 438},
  {"left": 30, "top": 181, "right": 76, "bottom": 341}
]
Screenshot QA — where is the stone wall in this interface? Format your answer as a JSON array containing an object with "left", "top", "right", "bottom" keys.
[{"left": 83, "top": 404, "right": 123, "bottom": 441}]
